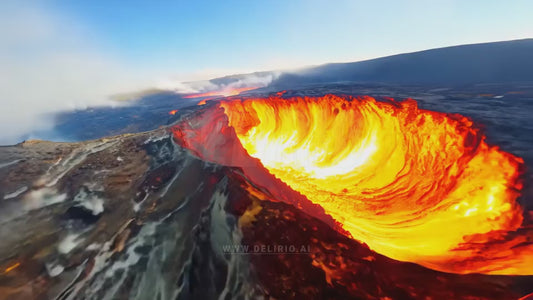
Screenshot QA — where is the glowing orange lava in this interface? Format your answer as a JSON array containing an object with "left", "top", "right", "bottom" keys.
[
  {"left": 215, "top": 95, "right": 532, "bottom": 275},
  {"left": 184, "top": 86, "right": 259, "bottom": 99},
  {"left": 3, "top": 262, "right": 20, "bottom": 274},
  {"left": 169, "top": 109, "right": 178, "bottom": 115}
]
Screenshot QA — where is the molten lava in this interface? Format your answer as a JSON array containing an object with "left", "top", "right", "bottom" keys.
[
  {"left": 169, "top": 109, "right": 178, "bottom": 115},
  {"left": 184, "top": 86, "right": 258, "bottom": 99},
  {"left": 174, "top": 94, "right": 533, "bottom": 275},
  {"left": 3, "top": 262, "right": 20, "bottom": 274}
]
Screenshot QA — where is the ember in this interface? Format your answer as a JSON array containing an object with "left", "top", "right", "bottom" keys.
[{"left": 3, "top": 262, "right": 20, "bottom": 274}]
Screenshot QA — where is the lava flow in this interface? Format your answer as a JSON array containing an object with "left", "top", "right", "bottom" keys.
[
  {"left": 183, "top": 86, "right": 258, "bottom": 99},
  {"left": 173, "top": 94, "right": 533, "bottom": 275}
]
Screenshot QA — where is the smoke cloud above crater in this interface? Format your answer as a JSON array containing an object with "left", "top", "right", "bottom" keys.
[{"left": 155, "top": 70, "right": 280, "bottom": 95}]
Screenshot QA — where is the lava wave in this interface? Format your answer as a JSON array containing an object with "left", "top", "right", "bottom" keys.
[{"left": 172, "top": 94, "right": 533, "bottom": 275}]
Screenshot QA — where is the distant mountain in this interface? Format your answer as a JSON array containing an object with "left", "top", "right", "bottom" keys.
[
  {"left": 208, "top": 39, "right": 533, "bottom": 88},
  {"left": 272, "top": 39, "right": 533, "bottom": 86}
]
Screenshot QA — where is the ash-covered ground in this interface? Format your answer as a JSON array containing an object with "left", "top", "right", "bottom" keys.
[{"left": 1, "top": 82, "right": 532, "bottom": 299}]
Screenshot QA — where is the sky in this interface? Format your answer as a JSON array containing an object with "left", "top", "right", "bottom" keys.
[
  {"left": 0, "top": 0, "right": 532, "bottom": 144},
  {"left": 47, "top": 0, "right": 533, "bottom": 73}
]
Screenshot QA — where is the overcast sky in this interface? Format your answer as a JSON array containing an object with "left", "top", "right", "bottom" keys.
[{"left": 0, "top": 0, "right": 532, "bottom": 144}]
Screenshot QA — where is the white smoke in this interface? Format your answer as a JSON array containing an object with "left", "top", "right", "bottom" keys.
[
  {"left": 0, "top": 4, "right": 280, "bottom": 145},
  {"left": 0, "top": 4, "right": 153, "bottom": 145},
  {"left": 156, "top": 72, "right": 280, "bottom": 94}
]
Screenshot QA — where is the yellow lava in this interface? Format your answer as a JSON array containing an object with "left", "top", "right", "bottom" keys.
[{"left": 220, "top": 95, "right": 530, "bottom": 274}]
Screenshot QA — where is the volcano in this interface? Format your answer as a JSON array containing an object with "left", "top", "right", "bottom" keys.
[{"left": 0, "top": 91, "right": 532, "bottom": 299}]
